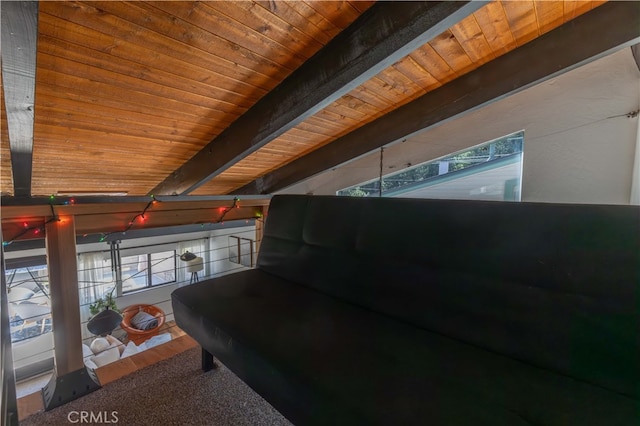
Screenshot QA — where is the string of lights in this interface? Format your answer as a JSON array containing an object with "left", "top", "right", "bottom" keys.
[
  {"left": 99, "top": 196, "right": 246, "bottom": 241},
  {"left": 3, "top": 195, "right": 258, "bottom": 246},
  {"left": 99, "top": 195, "right": 159, "bottom": 242},
  {"left": 216, "top": 197, "right": 240, "bottom": 223},
  {"left": 2, "top": 197, "right": 61, "bottom": 247}
]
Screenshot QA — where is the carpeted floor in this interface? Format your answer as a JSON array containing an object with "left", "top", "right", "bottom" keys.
[{"left": 21, "top": 347, "right": 293, "bottom": 426}]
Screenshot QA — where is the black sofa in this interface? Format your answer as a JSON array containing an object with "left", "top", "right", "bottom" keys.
[{"left": 172, "top": 195, "right": 639, "bottom": 425}]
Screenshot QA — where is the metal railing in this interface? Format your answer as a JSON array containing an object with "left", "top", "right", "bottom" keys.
[{"left": 4, "top": 224, "right": 261, "bottom": 390}]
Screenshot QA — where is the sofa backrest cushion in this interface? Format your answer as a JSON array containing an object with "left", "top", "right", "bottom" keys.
[{"left": 257, "top": 195, "right": 639, "bottom": 397}]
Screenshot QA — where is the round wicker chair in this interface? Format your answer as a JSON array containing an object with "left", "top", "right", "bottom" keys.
[{"left": 120, "top": 304, "right": 165, "bottom": 345}]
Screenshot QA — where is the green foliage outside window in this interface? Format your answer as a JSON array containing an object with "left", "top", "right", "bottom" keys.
[{"left": 337, "top": 131, "right": 523, "bottom": 197}]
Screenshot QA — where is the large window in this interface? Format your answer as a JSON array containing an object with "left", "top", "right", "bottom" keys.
[
  {"left": 338, "top": 131, "right": 524, "bottom": 201},
  {"left": 121, "top": 250, "right": 176, "bottom": 293},
  {"left": 6, "top": 265, "right": 51, "bottom": 344},
  {"left": 78, "top": 253, "right": 115, "bottom": 308},
  {"left": 229, "top": 236, "right": 255, "bottom": 268},
  {"left": 5, "top": 263, "right": 54, "bottom": 381}
]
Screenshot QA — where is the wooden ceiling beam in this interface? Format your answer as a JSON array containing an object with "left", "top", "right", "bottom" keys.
[
  {"left": 1, "top": 1, "right": 38, "bottom": 197},
  {"left": 0, "top": 194, "right": 269, "bottom": 245},
  {"left": 72, "top": 207, "right": 259, "bottom": 236},
  {"left": 235, "top": 1, "right": 640, "bottom": 195},
  {"left": 1, "top": 207, "right": 261, "bottom": 243},
  {"left": 1, "top": 194, "right": 269, "bottom": 244},
  {"left": 150, "top": 1, "right": 487, "bottom": 196},
  {"left": 0, "top": 195, "right": 271, "bottom": 220}
]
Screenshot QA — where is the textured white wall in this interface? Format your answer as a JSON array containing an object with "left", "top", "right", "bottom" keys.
[{"left": 282, "top": 48, "right": 640, "bottom": 205}]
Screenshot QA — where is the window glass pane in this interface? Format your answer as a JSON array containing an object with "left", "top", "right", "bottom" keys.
[
  {"left": 6, "top": 265, "right": 51, "bottom": 344},
  {"left": 228, "top": 236, "right": 255, "bottom": 268},
  {"left": 229, "top": 236, "right": 240, "bottom": 264},
  {"left": 6, "top": 265, "right": 54, "bottom": 381},
  {"left": 78, "top": 253, "right": 115, "bottom": 306},
  {"left": 150, "top": 251, "right": 176, "bottom": 286},
  {"left": 121, "top": 255, "right": 148, "bottom": 292},
  {"left": 239, "top": 239, "right": 253, "bottom": 267},
  {"left": 337, "top": 131, "right": 524, "bottom": 201},
  {"left": 100, "top": 259, "right": 115, "bottom": 296}
]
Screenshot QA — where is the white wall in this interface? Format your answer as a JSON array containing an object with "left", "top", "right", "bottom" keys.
[{"left": 283, "top": 48, "right": 640, "bottom": 205}]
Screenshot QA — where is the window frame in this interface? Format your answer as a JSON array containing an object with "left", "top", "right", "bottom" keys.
[
  {"left": 337, "top": 130, "right": 524, "bottom": 200},
  {"left": 121, "top": 249, "right": 177, "bottom": 294}
]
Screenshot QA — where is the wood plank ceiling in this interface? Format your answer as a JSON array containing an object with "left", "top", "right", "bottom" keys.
[
  {"left": 0, "top": 72, "right": 11, "bottom": 196},
  {"left": 0, "top": 1, "right": 609, "bottom": 197}
]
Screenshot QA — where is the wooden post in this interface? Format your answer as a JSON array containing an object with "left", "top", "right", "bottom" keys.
[
  {"left": 45, "top": 216, "right": 83, "bottom": 374},
  {"left": 42, "top": 215, "right": 100, "bottom": 410}
]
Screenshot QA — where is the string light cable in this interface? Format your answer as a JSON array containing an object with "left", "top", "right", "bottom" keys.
[
  {"left": 3, "top": 195, "right": 256, "bottom": 245},
  {"left": 2, "top": 196, "right": 61, "bottom": 247},
  {"left": 216, "top": 197, "right": 240, "bottom": 223},
  {"left": 99, "top": 195, "right": 160, "bottom": 242}
]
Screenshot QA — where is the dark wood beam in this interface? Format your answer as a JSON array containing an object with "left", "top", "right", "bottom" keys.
[
  {"left": 0, "top": 194, "right": 270, "bottom": 210},
  {"left": 235, "top": 1, "right": 640, "bottom": 195},
  {"left": 71, "top": 207, "right": 259, "bottom": 236},
  {"left": 0, "top": 195, "right": 270, "bottom": 245},
  {"left": 1, "top": 1, "right": 38, "bottom": 197},
  {"left": 0, "top": 195, "right": 270, "bottom": 219},
  {"left": 2, "top": 219, "right": 257, "bottom": 252},
  {"left": 150, "top": 1, "right": 486, "bottom": 196}
]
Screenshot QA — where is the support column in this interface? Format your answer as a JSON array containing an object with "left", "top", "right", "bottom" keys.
[{"left": 42, "top": 216, "right": 99, "bottom": 410}]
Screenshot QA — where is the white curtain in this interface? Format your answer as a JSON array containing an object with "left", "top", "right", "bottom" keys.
[
  {"left": 77, "top": 252, "right": 111, "bottom": 306},
  {"left": 176, "top": 238, "right": 207, "bottom": 286},
  {"left": 208, "top": 235, "right": 232, "bottom": 277}
]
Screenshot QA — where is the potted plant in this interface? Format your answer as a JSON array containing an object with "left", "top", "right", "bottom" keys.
[
  {"left": 89, "top": 289, "right": 120, "bottom": 317},
  {"left": 87, "top": 288, "right": 122, "bottom": 336}
]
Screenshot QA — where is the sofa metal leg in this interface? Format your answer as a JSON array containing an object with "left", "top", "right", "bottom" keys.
[{"left": 202, "top": 347, "right": 217, "bottom": 371}]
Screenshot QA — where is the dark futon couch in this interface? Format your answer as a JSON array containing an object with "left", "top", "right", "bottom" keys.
[{"left": 172, "top": 195, "right": 639, "bottom": 425}]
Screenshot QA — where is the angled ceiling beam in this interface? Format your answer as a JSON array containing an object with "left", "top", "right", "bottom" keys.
[
  {"left": 150, "top": 1, "right": 487, "bottom": 196},
  {"left": 1, "top": 1, "right": 38, "bottom": 197},
  {"left": 235, "top": 1, "right": 640, "bottom": 195}
]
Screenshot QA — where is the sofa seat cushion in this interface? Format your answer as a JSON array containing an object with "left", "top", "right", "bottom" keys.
[{"left": 172, "top": 270, "right": 636, "bottom": 426}]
